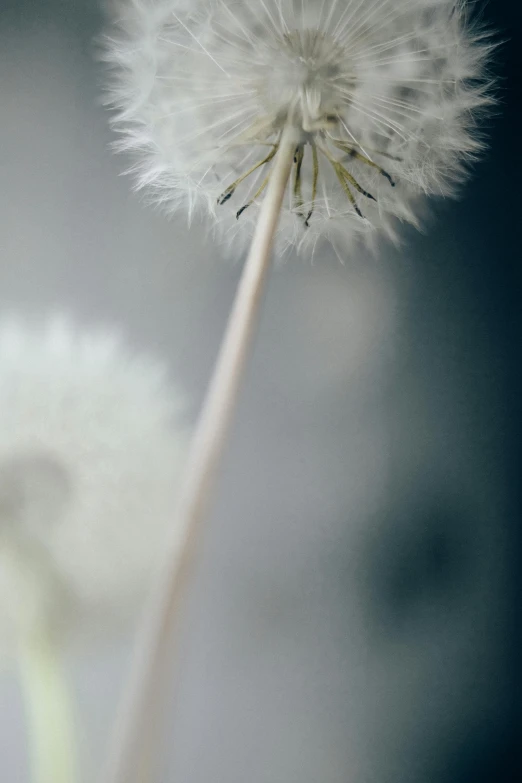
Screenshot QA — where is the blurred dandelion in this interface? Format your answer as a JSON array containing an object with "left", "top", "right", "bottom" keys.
[
  {"left": 100, "top": 3, "right": 497, "bottom": 782},
  {"left": 0, "top": 314, "right": 187, "bottom": 783},
  {"left": 104, "top": 0, "right": 494, "bottom": 256}
]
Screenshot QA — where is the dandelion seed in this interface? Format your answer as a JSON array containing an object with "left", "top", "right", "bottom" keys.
[{"left": 103, "top": 0, "right": 495, "bottom": 255}]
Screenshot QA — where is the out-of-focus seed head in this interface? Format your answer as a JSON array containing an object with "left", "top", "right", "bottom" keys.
[{"left": 0, "top": 314, "right": 187, "bottom": 655}]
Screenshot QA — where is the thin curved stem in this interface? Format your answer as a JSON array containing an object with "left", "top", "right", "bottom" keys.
[
  {"left": 18, "top": 626, "right": 79, "bottom": 783},
  {"left": 102, "top": 122, "right": 299, "bottom": 783}
]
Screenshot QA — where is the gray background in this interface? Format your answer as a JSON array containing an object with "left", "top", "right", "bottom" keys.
[{"left": 0, "top": 1, "right": 520, "bottom": 781}]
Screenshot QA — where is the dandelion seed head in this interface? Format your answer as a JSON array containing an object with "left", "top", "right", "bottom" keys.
[
  {"left": 103, "top": 0, "right": 495, "bottom": 256},
  {"left": 0, "top": 314, "right": 187, "bottom": 654}
]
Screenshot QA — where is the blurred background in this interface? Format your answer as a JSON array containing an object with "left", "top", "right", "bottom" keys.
[{"left": 0, "top": 0, "right": 520, "bottom": 781}]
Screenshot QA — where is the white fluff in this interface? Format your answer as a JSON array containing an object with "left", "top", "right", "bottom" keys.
[
  {"left": 103, "top": 0, "right": 495, "bottom": 257},
  {"left": 0, "top": 315, "right": 187, "bottom": 655}
]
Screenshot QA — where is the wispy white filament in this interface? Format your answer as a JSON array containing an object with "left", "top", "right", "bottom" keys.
[{"left": 103, "top": 0, "right": 495, "bottom": 256}]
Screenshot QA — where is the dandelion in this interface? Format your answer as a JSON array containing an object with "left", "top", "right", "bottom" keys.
[
  {"left": 0, "top": 314, "right": 186, "bottom": 783},
  {"left": 104, "top": 0, "right": 494, "bottom": 255},
  {"left": 100, "top": 3, "right": 496, "bottom": 782}
]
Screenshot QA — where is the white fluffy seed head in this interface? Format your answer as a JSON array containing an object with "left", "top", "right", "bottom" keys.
[
  {"left": 0, "top": 314, "right": 187, "bottom": 656},
  {"left": 103, "top": 0, "right": 495, "bottom": 257}
]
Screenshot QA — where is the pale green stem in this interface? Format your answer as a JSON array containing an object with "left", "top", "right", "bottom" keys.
[{"left": 18, "top": 627, "right": 79, "bottom": 783}]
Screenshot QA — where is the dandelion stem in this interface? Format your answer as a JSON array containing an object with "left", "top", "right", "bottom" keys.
[
  {"left": 102, "top": 121, "right": 298, "bottom": 783},
  {"left": 18, "top": 625, "right": 79, "bottom": 783}
]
